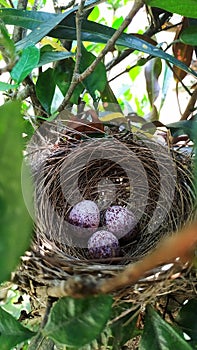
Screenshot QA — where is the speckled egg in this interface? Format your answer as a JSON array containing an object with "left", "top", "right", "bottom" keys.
[
  {"left": 105, "top": 205, "right": 137, "bottom": 239},
  {"left": 68, "top": 200, "right": 100, "bottom": 238},
  {"left": 88, "top": 230, "right": 120, "bottom": 259}
]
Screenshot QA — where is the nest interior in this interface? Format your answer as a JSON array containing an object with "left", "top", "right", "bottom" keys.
[{"left": 15, "top": 120, "right": 196, "bottom": 306}]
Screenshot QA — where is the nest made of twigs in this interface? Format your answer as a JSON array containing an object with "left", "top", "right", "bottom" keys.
[{"left": 16, "top": 119, "right": 196, "bottom": 304}]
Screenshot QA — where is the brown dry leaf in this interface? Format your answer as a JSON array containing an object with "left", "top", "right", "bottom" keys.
[{"left": 172, "top": 17, "right": 193, "bottom": 82}]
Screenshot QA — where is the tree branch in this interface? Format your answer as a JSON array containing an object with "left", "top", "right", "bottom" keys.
[
  {"left": 58, "top": 0, "right": 144, "bottom": 112},
  {"left": 47, "top": 220, "right": 197, "bottom": 298},
  {"left": 99, "top": 221, "right": 197, "bottom": 294},
  {"left": 12, "top": 0, "right": 28, "bottom": 43}
]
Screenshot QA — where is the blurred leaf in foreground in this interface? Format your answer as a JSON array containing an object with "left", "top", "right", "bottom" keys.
[{"left": 0, "top": 101, "right": 32, "bottom": 283}]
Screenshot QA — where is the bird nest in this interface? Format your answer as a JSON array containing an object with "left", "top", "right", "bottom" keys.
[{"left": 15, "top": 116, "right": 196, "bottom": 308}]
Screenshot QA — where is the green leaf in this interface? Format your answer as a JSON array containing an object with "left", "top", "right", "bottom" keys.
[
  {"left": 145, "top": 0, "right": 197, "bottom": 18},
  {"left": 15, "top": 9, "right": 76, "bottom": 50},
  {"left": 0, "top": 8, "right": 55, "bottom": 31},
  {"left": 38, "top": 48, "right": 74, "bottom": 67},
  {"left": 0, "top": 19, "right": 15, "bottom": 62},
  {"left": 145, "top": 57, "right": 162, "bottom": 106},
  {"left": 54, "top": 58, "right": 84, "bottom": 104},
  {"left": 176, "top": 299, "right": 197, "bottom": 346},
  {"left": 0, "top": 101, "right": 32, "bottom": 283},
  {"left": 110, "top": 304, "right": 141, "bottom": 349},
  {"left": 1, "top": 9, "right": 197, "bottom": 78},
  {"left": 35, "top": 68, "right": 56, "bottom": 114},
  {"left": 80, "top": 45, "right": 107, "bottom": 99},
  {"left": 0, "top": 0, "right": 11, "bottom": 7},
  {"left": 0, "top": 306, "right": 35, "bottom": 349},
  {"left": 112, "top": 16, "right": 124, "bottom": 30},
  {"left": 14, "top": 0, "right": 100, "bottom": 50},
  {"left": 43, "top": 295, "right": 113, "bottom": 347},
  {"left": 88, "top": 5, "right": 100, "bottom": 21},
  {"left": 180, "top": 25, "right": 197, "bottom": 46},
  {"left": 100, "top": 84, "right": 122, "bottom": 112},
  {"left": 139, "top": 305, "right": 193, "bottom": 350},
  {"left": 11, "top": 46, "right": 40, "bottom": 83},
  {"left": 166, "top": 119, "right": 197, "bottom": 141},
  {"left": 0, "top": 81, "right": 18, "bottom": 91}
]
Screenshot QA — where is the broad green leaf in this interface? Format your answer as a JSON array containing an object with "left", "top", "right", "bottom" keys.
[
  {"left": 139, "top": 305, "right": 192, "bottom": 350},
  {"left": 38, "top": 48, "right": 74, "bottom": 67},
  {"left": 176, "top": 299, "right": 197, "bottom": 345},
  {"left": 11, "top": 46, "right": 40, "bottom": 83},
  {"left": 80, "top": 45, "right": 107, "bottom": 99},
  {"left": 14, "top": 0, "right": 100, "bottom": 50},
  {"left": 1, "top": 9, "right": 197, "bottom": 78},
  {"left": 0, "top": 8, "right": 55, "bottom": 31},
  {"left": 0, "top": 101, "right": 32, "bottom": 283},
  {"left": 0, "top": 306, "right": 35, "bottom": 349},
  {"left": 54, "top": 58, "right": 84, "bottom": 104},
  {"left": 180, "top": 25, "right": 197, "bottom": 46},
  {"left": 0, "top": 81, "right": 18, "bottom": 90},
  {"left": 15, "top": 9, "right": 76, "bottom": 50},
  {"left": 43, "top": 295, "right": 113, "bottom": 347},
  {"left": 0, "top": 19, "right": 15, "bottom": 62},
  {"left": 35, "top": 68, "right": 56, "bottom": 114},
  {"left": 145, "top": 0, "right": 197, "bottom": 18}
]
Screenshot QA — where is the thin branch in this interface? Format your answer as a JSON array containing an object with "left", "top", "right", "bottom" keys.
[
  {"left": 7, "top": 0, "right": 14, "bottom": 7},
  {"left": 99, "top": 221, "right": 197, "bottom": 294},
  {"left": 180, "top": 85, "right": 197, "bottom": 120},
  {"left": 74, "top": 0, "right": 86, "bottom": 80},
  {"left": 23, "top": 76, "right": 47, "bottom": 117},
  {"left": 106, "top": 10, "right": 173, "bottom": 71},
  {"left": 109, "top": 66, "right": 133, "bottom": 83},
  {"left": 47, "top": 220, "right": 197, "bottom": 298},
  {"left": 57, "top": 0, "right": 86, "bottom": 111},
  {"left": 12, "top": 0, "right": 28, "bottom": 43},
  {"left": 58, "top": 0, "right": 144, "bottom": 112},
  {"left": 52, "top": 0, "right": 76, "bottom": 13}
]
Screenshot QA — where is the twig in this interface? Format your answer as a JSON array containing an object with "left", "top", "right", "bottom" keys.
[
  {"left": 52, "top": 0, "right": 76, "bottom": 13},
  {"left": 180, "top": 85, "right": 197, "bottom": 120},
  {"left": 23, "top": 76, "right": 47, "bottom": 117},
  {"left": 12, "top": 0, "right": 28, "bottom": 43},
  {"left": 74, "top": 0, "right": 86, "bottom": 82},
  {"left": 47, "top": 221, "right": 197, "bottom": 298},
  {"left": 58, "top": 0, "right": 144, "bottom": 112},
  {"left": 7, "top": 0, "right": 14, "bottom": 7},
  {"left": 106, "top": 10, "right": 173, "bottom": 71},
  {"left": 57, "top": 0, "right": 86, "bottom": 111},
  {"left": 16, "top": 85, "right": 33, "bottom": 100},
  {"left": 99, "top": 221, "right": 197, "bottom": 294}
]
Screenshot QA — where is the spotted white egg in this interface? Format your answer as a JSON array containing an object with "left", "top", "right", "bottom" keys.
[
  {"left": 105, "top": 205, "right": 137, "bottom": 239},
  {"left": 68, "top": 200, "right": 100, "bottom": 238},
  {"left": 88, "top": 230, "right": 120, "bottom": 259}
]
